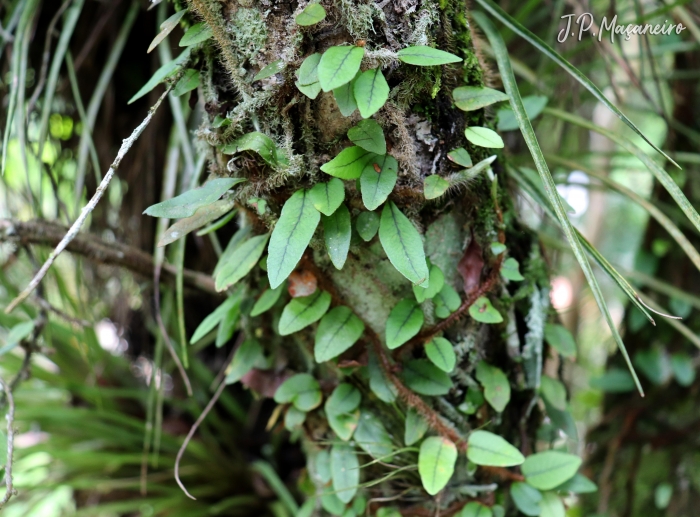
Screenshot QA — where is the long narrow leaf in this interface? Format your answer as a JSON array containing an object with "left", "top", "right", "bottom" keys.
[
  {"left": 543, "top": 107, "right": 700, "bottom": 237},
  {"left": 473, "top": 0, "right": 680, "bottom": 169},
  {"left": 546, "top": 154, "right": 700, "bottom": 275},
  {"left": 509, "top": 165, "right": 654, "bottom": 325},
  {"left": 473, "top": 11, "right": 643, "bottom": 395}
]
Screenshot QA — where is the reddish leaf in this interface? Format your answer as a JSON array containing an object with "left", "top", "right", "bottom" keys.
[{"left": 458, "top": 236, "right": 484, "bottom": 294}]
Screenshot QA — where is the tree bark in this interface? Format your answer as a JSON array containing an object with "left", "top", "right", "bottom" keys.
[{"left": 184, "top": 1, "right": 549, "bottom": 514}]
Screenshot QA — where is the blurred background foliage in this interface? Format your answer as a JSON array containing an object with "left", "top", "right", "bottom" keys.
[{"left": 0, "top": 0, "right": 698, "bottom": 515}]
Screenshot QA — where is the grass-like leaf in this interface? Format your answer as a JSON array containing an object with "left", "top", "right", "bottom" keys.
[
  {"left": 472, "top": 0, "right": 680, "bottom": 169},
  {"left": 473, "top": 11, "right": 644, "bottom": 395}
]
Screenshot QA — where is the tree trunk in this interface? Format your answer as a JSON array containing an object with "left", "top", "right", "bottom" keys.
[{"left": 185, "top": 1, "right": 550, "bottom": 514}]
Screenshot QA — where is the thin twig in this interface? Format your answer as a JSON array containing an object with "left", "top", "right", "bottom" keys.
[
  {"left": 6, "top": 87, "right": 171, "bottom": 313},
  {"left": 0, "top": 376, "right": 16, "bottom": 508},
  {"left": 175, "top": 375, "right": 230, "bottom": 500}
]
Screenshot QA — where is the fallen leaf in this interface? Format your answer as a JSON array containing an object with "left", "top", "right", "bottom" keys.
[{"left": 457, "top": 235, "right": 484, "bottom": 294}]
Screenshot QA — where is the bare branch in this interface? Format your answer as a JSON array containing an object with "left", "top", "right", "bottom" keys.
[{"left": 0, "top": 219, "right": 218, "bottom": 296}]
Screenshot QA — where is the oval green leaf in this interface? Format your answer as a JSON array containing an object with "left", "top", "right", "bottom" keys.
[
  {"left": 368, "top": 352, "right": 398, "bottom": 403},
  {"left": 360, "top": 154, "right": 398, "bottom": 211},
  {"left": 447, "top": 147, "right": 472, "bottom": 167},
  {"left": 309, "top": 178, "right": 345, "bottom": 216},
  {"left": 543, "top": 324, "right": 576, "bottom": 359},
  {"left": 330, "top": 442, "right": 359, "bottom": 503},
  {"left": 469, "top": 296, "right": 503, "bottom": 324},
  {"left": 356, "top": 211, "right": 380, "bottom": 241},
  {"left": 379, "top": 201, "right": 429, "bottom": 286},
  {"left": 274, "top": 373, "right": 322, "bottom": 412},
  {"left": 315, "top": 306, "right": 365, "bottom": 362},
  {"left": 385, "top": 299, "right": 424, "bottom": 349},
  {"left": 402, "top": 360, "right": 452, "bottom": 396},
  {"left": 424, "top": 175, "right": 450, "bottom": 200},
  {"left": 467, "top": 430, "right": 525, "bottom": 467},
  {"left": 354, "top": 411, "right": 394, "bottom": 459},
  {"left": 221, "top": 131, "right": 287, "bottom": 167},
  {"left": 334, "top": 79, "right": 358, "bottom": 117},
  {"left": 404, "top": 408, "right": 429, "bottom": 446},
  {"left": 323, "top": 204, "right": 351, "bottom": 269},
  {"left": 510, "top": 482, "right": 543, "bottom": 517},
  {"left": 453, "top": 85, "right": 509, "bottom": 111},
  {"left": 353, "top": 68, "right": 389, "bottom": 118},
  {"left": 318, "top": 46, "right": 364, "bottom": 92},
  {"left": 425, "top": 337, "right": 456, "bottom": 372},
  {"left": 413, "top": 264, "right": 445, "bottom": 302},
  {"left": 538, "top": 492, "right": 565, "bottom": 517},
  {"left": 295, "top": 53, "right": 322, "bottom": 99},
  {"left": 295, "top": 3, "right": 326, "bottom": 26},
  {"left": 464, "top": 127, "right": 504, "bottom": 148},
  {"left": 348, "top": 119, "right": 386, "bottom": 154},
  {"left": 321, "top": 146, "right": 378, "bottom": 180},
  {"left": 475, "top": 361, "right": 510, "bottom": 412},
  {"left": 226, "top": 338, "right": 265, "bottom": 384},
  {"left": 418, "top": 437, "right": 457, "bottom": 496},
  {"left": 501, "top": 257, "right": 524, "bottom": 281},
  {"left": 521, "top": 451, "right": 582, "bottom": 491},
  {"left": 278, "top": 290, "right": 331, "bottom": 336},
  {"left": 251, "top": 282, "right": 286, "bottom": 317},
  {"left": 216, "top": 233, "right": 270, "bottom": 291},
  {"left": 540, "top": 376, "right": 567, "bottom": 411},
  {"left": 397, "top": 45, "right": 462, "bottom": 66},
  {"left": 267, "top": 189, "right": 321, "bottom": 289},
  {"left": 434, "top": 283, "right": 461, "bottom": 319},
  {"left": 460, "top": 502, "right": 493, "bottom": 517}
]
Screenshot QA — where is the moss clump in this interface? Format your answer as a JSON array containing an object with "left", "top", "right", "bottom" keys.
[{"left": 228, "top": 7, "right": 267, "bottom": 65}]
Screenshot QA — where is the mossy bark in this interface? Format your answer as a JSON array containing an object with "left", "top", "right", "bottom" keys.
[{"left": 187, "top": 0, "right": 550, "bottom": 513}]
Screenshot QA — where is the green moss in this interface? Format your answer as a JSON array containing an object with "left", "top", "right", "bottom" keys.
[{"left": 228, "top": 7, "right": 267, "bottom": 65}]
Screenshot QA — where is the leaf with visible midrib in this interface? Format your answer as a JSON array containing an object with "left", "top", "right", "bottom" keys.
[
  {"left": 379, "top": 201, "right": 429, "bottom": 286},
  {"left": 425, "top": 337, "right": 456, "bottom": 372},
  {"left": 323, "top": 205, "right": 351, "bottom": 269},
  {"left": 278, "top": 290, "right": 331, "bottom": 336},
  {"left": 475, "top": 361, "right": 510, "bottom": 412},
  {"left": 348, "top": 119, "right": 386, "bottom": 154},
  {"left": 215, "top": 233, "right": 270, "bottom": 291},
  {"left": 354, "top": 411, "right": 394, "bottom": 459},
  {"left": 190, "top": 293, "right": 241, "bottom": 344},
  {"left": 267, "top": 190, "right": 321, "bottom": 289},
  {"left": 315, "top": 306, "right": 365, "bottom": 362},
  {"left": 510, "top": 482, "right": 542, "bottom": 517},
  {"left": 295, "top": 53, "right": 322, "bottom": 99},
  {"left": 418, "top": 437, "right": 457, "bottom": 496},
  {"left": 159, "top": 198, "right": 234, "bottom": 247},
  {"left": 334, "top": 79, "right": 358, "bottom": 116},
  {"left": 467, "top": 430, "right": 525, "bottom": 467},
  {"left": 144, "top": 178, "right": 244, "bottom": 219},
  {"left": 330, "top": 442, "right": 359, "bottom": 503},
  {"left": 385, "top": 299, "right": 424, "bottom": 349},
  {"left": 309, "top": 178, "right": 345, "bottom": 216},
  {"left": 318, "top": 46, "right": 364, "bottom": 92},
  {"left": 179, "top": 22, "right": 212, "bottom": 47},
  {"left": 295, "top": 3, "right": 326, "bottom": 26},
  {"left": 148, "top": 10, "right": 187, "bottom": 53},
  {"left": 405, "top": 408, "right": 429, "bottom": 446},
  {"left": 402, "top": 360, "right": 452, "bottom": 396},
  {"left": 521, "top": 451, "right": 582, "bottom": 491},
  {"left": 397, "top": 46, "right": 462, "bottom": 66},
  {"left": 361, "top": 155, "right": 398, "bottom": 211},
  {"left": 321, "top": 146, "right": 377, "bottom": 180},
  {"left": 464, "top": 127, "right": 504, "bottom": 148},
  {"left": 453, "top": 85, "right": 509, "bottom": 111},
  {"left": 354, "top": 68, "right": 390, "bottom": 118}
]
